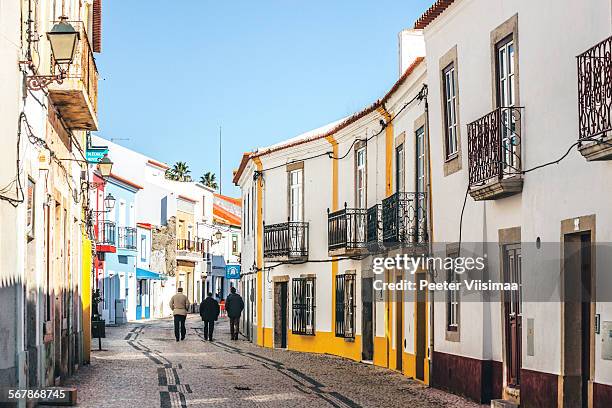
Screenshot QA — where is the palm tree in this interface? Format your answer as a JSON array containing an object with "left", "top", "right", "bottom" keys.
[
  {"left": 200, "top": 172, "right": 218, "bottom": 190},
  {"left": 165, "top": 161, "right": 192, "bottom": 182}
]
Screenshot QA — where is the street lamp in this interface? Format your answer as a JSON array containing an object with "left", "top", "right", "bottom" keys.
[
  {"left": 104, "top": 193, "right": 116, "bottom": 211},
  {"left": 214, "top": 229, "right": 223, "bottom": 241},
  {"left": 47, "top": 17, "right": 80, "bottom": 67},
  {"left": 97, "top": 154, "right": 113, "bottom": 178},
  {"left": 25, "top": 17, "right": 80, "bottom": 90}
]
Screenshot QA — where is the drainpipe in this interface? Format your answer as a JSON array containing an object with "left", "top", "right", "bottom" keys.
[{"left": 424, "top": 87, "right": 435, "bottom": 383}]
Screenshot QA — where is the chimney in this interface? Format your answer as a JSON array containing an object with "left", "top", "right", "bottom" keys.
[{"left": 398, "top": 29, "right": 425, "bottom": 77}]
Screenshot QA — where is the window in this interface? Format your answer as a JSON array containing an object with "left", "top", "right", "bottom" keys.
[
  {"left": 356, "top": 147, "right": 366, "bottom": 208},
  {"left": 395, "top": 144, "right": 405, "bottom": 192},
  {"left": 292, "top": 277, "right": 315, "bottom": 335},
  {"left": 335, "top": 274, "right": 356, "bottom": 338},
  {"left": 446, "top": 250, "right": 460, "bottom": 332},
  {"left": 496, "top": 36, "right": 518, "bottom": 173},
  {"left": 140, "top": 235, "right": 147, "bottom": 262},
  {"left": 232, "top": 234, "right": 238, "bottom": 254},
  {"left": 26, "top": 178, "right": 35, "bottom": 240},
  {"left": 289, "top": 169, "right": 303, "bottom": 221},
  {"left": 415, "top": 126, "right": 426, "bottom": 243},
  {"left": 202, "top": 196, "right": 206, "bottom": 218},
  {"left": 443, "top": 64, "right": 458, "bottom": 158}
]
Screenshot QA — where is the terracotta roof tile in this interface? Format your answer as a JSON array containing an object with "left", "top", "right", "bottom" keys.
[{"left": 414, "top": 0, "right": 456, "bottom": 30}]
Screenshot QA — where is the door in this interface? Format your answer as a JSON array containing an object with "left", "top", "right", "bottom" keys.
[
  {"left": 361, "top": 277, "right": 374, "bottom": 361},
  {"left": 563, "top": 232, "right": 592, "bottom": 408},
  {"left": 415, "top": 276, "right": 427, "bottom": 381},
  {"left": 274, "top": 282, "right": 288, "bottom": 348},
  {"left": 395, "top": 273, "right": 403, "bottom": 371},
  {"left": 503, "top": 244, "right": 522, "bottom": 388}
]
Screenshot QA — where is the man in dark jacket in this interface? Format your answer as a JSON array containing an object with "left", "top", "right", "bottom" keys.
[
  {"left": 199, "top": 293, "right": 220, "bottom": 341},
  {"left": 225, "top": 287, "right": 244, "bottom": 340}
]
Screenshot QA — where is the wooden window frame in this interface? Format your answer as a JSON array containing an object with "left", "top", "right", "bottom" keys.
[{"left": 439, "top": 45, "right": 462, "bottom": 176}]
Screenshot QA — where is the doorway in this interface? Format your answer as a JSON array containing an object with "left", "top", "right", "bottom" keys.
[
  {"left": 274, "top": 281, "right": 288, "bottom": 348},
  {"left": 563, "top": 231, "right": 593, "bottom": 408},
  {"left": 361, "top": 277, "right": 374, "bottom": 361},
  {"left": 503, "top": 243, "right": 522, "bottom": 388},
  {"left": 415, "top": 274, "right": 427, "bottom": 382}
]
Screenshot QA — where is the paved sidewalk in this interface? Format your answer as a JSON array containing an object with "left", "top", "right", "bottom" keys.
[{"left": 66, "top": 315, "right": 484, "bottom": 407}]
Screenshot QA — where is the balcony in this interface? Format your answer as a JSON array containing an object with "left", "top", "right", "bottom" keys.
[
  {"left": 381, "top": 192, "right": 428, "bottom": 251},
  {"left": 47, "top": 21, "right": 99, "bottom": 130},
  {"left": 176, "top": 239, "right": 206, "bottom": 262},
  {"left": 95, "top": 220, "right": 116, "bottom": 253},
  {"left": 327, "top": 206, "right": 367, "bottom": 256},
  {"left": 467, "top": 106, "right": 523, "bottom": 200},
  {"left": 177, "top": 239, "right": 206, "bottom": 252},
  {"left": 577, "top": 36, "right": 612, "bottom": 161},
  {"left": 263, "top": 221, "right": 309, "bottom": 261},
  {"left": 117, "top": 227, "right": 137, "bottom": 250}
]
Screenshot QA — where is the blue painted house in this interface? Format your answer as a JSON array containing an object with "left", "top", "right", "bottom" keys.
[
  {"left": 101, "top": 174, "right": 141, "bottom": 324},
  {"left": 135, "top": 222, "right": 165, "bottom": 320}
]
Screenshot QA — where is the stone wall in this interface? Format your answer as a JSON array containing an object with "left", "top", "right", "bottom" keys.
[{"left": 151, "top": 216, "right": 176, "bottom": 276}]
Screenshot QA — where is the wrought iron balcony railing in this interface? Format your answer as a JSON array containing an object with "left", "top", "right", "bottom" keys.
[
  {"left": 177, "top": 239, "right": 206, "bottom": 253},
  {"left": 328, "top": 206, "right": 367, "bottom": 252},
  {"left": 382, "top": 192, "right": 428, "bottom": 246},
  {"left": 264, "top": 221, "right": 309, "bottom": 260},
  {"left": 117, "top": 226, "right": 137, "bottom": 250},
  {"left": 366, "top": 204, "right": 382, "bottom": 244},
  {"left": 96, "top": 220, "right": 116, "bottom": 246},
  {"left": 467, "top": 106, "right": 523, "bottom": 186},
  {"left": 578, "top": 35, "right": 612, "bottom": 142}
]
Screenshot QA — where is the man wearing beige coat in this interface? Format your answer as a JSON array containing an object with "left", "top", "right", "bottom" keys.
[{"left": 170, "top": 287, "right": 190, "bottom": 341}]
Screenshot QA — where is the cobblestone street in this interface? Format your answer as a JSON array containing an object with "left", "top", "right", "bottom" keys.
[{"left": 66, "top": 316, "right": 483, "bottom": 408}]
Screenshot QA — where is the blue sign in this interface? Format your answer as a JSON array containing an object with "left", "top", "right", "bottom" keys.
[
  {"left": 86, "top": 147, "right": 109, "bottom": 163},
  {"left": 225, "top": 264, "right": 241, "bottom": 279}
]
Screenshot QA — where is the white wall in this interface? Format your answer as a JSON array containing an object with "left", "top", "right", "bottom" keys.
[{"left": 424, "top": 0, "right": 612, "bottom": 384}]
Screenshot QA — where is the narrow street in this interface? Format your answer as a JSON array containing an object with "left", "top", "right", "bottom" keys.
[{"left": 66, "top": 316, "right": 482, "bottom": 408}]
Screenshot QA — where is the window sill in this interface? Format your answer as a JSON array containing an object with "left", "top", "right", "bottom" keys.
[{"left": 445, "top": 327, "right": 460, "bottom": 342}]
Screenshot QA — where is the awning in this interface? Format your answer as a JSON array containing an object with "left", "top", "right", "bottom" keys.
[
  {"left": 212, "top": 255, "right": 226, "bottom": 271},
  {"left": 136, "top": 268, "right": 166, "bottom": 280}
]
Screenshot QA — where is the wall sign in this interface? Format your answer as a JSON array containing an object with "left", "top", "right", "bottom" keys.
[{"left": 225, "top": 264, "right": 241, "bottom": 279}]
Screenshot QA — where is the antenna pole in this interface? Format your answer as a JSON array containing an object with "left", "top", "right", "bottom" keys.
[{"left": 219, "top": 125, "right": 222, "bottom": 195}]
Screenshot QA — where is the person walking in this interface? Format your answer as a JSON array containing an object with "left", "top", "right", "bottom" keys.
[
  {"left": 225, "top": 287, "right": 244, "bottom": 340},
  {"left": 199, "top": 292, "right": 220, "bottom": 341},
  {"left": 170, "top": 287, "right": 190, "bottom": 342}
]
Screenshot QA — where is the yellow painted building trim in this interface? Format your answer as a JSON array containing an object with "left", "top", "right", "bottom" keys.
[
  {"left": 253, "top": 157, "right": 264, "bottom": 346},
  {"left": 373, "top": 336, "right": 388, "bottom": 367},
  {"left": 81, "top": 233, "right": 92, "bottom": 364},
  {"left": 376, "top": 106, "right": 394, "bottom": 196},
  {"left": 287, "top": 332, "right": 362, "bottom": 361},
  {"left": 325, "top": 135, "right": 340, "bottom": 340},
  {"left": 263, "top": 327, "right": 274, "bottom": 348}
]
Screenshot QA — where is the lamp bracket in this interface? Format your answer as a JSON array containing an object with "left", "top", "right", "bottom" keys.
[{"left": 26, "top": 72, "right": 66, "bottom": 91}]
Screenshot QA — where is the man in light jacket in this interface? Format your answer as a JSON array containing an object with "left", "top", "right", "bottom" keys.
[
  {"left": 225, "top": 287, "right": 244, "bottom": 340},
  {"left": 170, "top": 287, "right": 190, "bottom": 341}
]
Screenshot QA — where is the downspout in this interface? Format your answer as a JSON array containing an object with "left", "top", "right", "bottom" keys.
[{"left": 424, "top": 87, "right": 435, "bottom": 384}]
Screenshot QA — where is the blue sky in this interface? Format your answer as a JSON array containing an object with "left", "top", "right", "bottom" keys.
[{"left": 95, "top": 0, "right": 433, "bottom": 196}]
